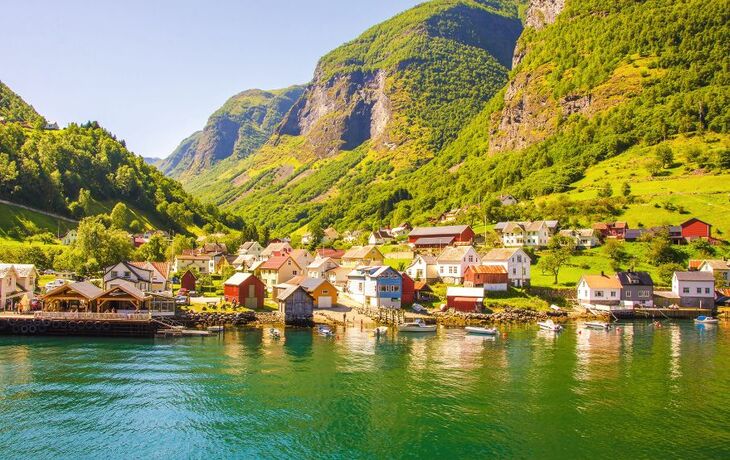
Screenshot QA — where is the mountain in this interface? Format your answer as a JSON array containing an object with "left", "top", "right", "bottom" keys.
[
  {"left": 168, "top": 0, "right": 728, "bottom": 235},
  {"left": 158, "top": 86, "right": 305, "bottom": 179},
  {"left": 0, "top": 83, "right": 236, "bottom": 236}
]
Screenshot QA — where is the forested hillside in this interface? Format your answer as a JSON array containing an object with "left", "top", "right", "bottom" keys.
[
  {"left": 0, "top": 80, "right": 45, "bottom": 126},
  {"left": 0, "top": 84, "right": 241, "bottom": 235}
]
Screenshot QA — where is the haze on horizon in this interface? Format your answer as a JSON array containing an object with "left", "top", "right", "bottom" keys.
[{"left": 1, "top": 0, "right": 420, "bottom": 159}]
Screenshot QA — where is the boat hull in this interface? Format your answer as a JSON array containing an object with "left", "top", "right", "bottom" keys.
[
  {"left": 465, "top": 327, "right": 498, "bottom": 335},
  {"left": 398, "top": 325, "right": 437, "bottom": 332}
]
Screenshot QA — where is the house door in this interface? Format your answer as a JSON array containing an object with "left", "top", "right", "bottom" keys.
[{"left": 244, "top": 285, "right": 258, "bottom": 309}]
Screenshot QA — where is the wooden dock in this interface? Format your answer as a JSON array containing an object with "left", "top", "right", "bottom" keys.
[
  {"left": 626, "top": 307, "right": 714, "bottom": 319},
  {"left": 0, "top": 312, "right": 162, "bottom": 338}
]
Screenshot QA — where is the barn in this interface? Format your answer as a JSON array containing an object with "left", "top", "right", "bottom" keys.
[
  {"left": 180, "top": 270, "right": 197, "bottom": 292},
  {"left": 223, "top": 273, "right": 265, "bottom": 308},
  {"left": 445, "top": 286, "right": 484, "bottom": 312},
  {"left": 464, "top": 265, "right": 509, "bottom": 291}
]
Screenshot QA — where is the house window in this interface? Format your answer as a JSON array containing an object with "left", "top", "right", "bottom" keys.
[
  {"left": 517, "top": 256, "right": 522, "bottom": 262},
  {"left": 696, "top": 287, "right": 702, "bottom": 294},
  {"left": 610, "top": 291, "right": 616, "bottom": 298},
  {"left": 626, "top": 291, "right": 632, "bottom": 298},
  {"left": 468, "top": 255, "right": 473, "bottom": 262},
  {"left": 112, "top": 271, "right": 118, "bottom": 278},
  {"left": 512, "top": 268, "right": 516, "bottom": 274},
  {"left": 293, "top": 271, "right": 297, "bottom": 275},
  {"left": 124, "top": 271, "right": 131, "bottom": 278},
  {"left": 440, "top": 266, "right": 444, "bottom": 274},
  {"left": 705, "top": 288, "right": 710, "bottom": 294},
  {"left": 595, "top": 291, "right": 604, "bottom": 297},
  {"left": 322, "top": 290, "right": 328, "bottom": 295},
  {"left": 683, "top": 287, "right": 690, "bottom": 294}
]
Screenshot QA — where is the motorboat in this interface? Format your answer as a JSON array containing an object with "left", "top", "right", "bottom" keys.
[
  {"left": 412, "top": 304, "right": 428, "bottom": 313},
  {"left": 584, "top": 321, "right": 610, "bottom": 330},
  {"left": 398, "top": 319, "right": 437, "bottom": 332},
  {"left": 269, "top": 328, "right": 282, "bottom": 338},
  {"left": 374, "top": 326, "right": 388, "bottom": 336},
  {"left": 537, "top": 319, "right": 563, "bottom": 332},
  {"left": 465, "top": 326, "right": 498, "bottom": 335},
  {"left": 694, "top": 316, "right": 719, "bottom": 324},
  {"left": 318, "top": 325, "right": 335, "bottom": 337},
  {"left": 207, "top": 325, "right": 224, "bottom": 333}
]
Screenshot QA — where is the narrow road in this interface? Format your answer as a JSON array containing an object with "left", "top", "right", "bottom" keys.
[{"left": 0, "top": 198, "right": 78, "bottom": 223}]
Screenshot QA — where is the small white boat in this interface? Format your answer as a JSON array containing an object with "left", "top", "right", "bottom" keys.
[
  {"left": 537, "top": 320, "right": 563, "bottom": 332},
  {"left": 412, "top": 303, "right": 427, "bottom": 313},
  {"left": 317, "top": 325, "right": 335, "bottom": 337},
  {"left": 398, "top": 319, "right": 437, "bottom": 333},
  {"left": 374, "top": 326, "right": 388, "bottom": 336},
  {"left": 584, "top": 321, "right": 610, "bottom": 330},
  {"left": 269, "top": 328, "right": 282, "bottom": 338},
  {"left": 207, "top": 325, "right": 224, "bottom": 333},
  {"left": 465, "top": 326, "right": 498, "bottom": 335},
  {"left": 694, "top": 316, "right": 719, "bottom": 324}
]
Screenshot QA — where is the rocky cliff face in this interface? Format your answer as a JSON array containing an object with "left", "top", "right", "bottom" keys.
[
  {"left": 159, "top": 86, "right": 304, "bottom": 179},
  {"left": 525, "top": 0, "right": 565, "bottom": 29}
]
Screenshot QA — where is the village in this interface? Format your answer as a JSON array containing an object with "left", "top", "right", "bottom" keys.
[{"left": 0, "top": 210, "right": 728, "bottom": 337}]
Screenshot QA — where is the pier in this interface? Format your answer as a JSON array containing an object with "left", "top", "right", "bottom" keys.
[{"left": 0, "top": 312, "right": 161, "bottom": 338}]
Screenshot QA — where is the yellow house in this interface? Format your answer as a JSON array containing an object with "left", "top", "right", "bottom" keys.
[
  {"left": 277, "top": 276, "right": 338, "bottom": 309},
  {"left": 341, "top": 245, "right": 385, "bottom": 267},
  {"left": 259, "top": 255, "right": 303, "bottom": 298}
]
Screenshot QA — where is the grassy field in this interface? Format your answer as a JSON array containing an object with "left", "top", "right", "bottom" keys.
[{"left": 0, "top": 202, "right": 76, "bottom": 241}]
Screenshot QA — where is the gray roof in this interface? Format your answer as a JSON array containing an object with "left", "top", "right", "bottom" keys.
[
  {"left": 616, "top": 271, "right": 653, "bottom": 286},
  {"left": 674, "top": 271, "right": 715, "bottom": 281},
  {"left": 409, "top": 225, "right": 469, "bottom": 237},
  {"left": 414, "top": 236, "right": 455, "bottom": 246}
]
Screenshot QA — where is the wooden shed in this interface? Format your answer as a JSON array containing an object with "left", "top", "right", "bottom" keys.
[
  {"left": 180, "top": 270, "right": 197, "bottom": 292},
  {"left": 445, "top": 286, "right": 484, "bottom": 313},
  {"left": 223, "top": 272, "right": 265, "bottom": 309},
  {"left": 464, "top": 265, "right": 508, "bottom": 291},
  {"left": 277, "top": 285, "right": 314, "bottom": 324}
]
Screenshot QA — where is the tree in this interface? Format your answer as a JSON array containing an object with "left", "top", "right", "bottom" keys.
[
  {"left": 603, "top": 239, "right": 627, "bottom": 271},
  {"left": 135, "top": 234, "right": 169, "bottom": 262},
  {"left": 657, "top": 263, "right": 683, "bottom": 286},
  {"left": 542, "top": 235, "right": 575, "bottom": 284},
  {"left": 621, "top": 181, "right": 631, "bottom": 198},
  {"left": 656, "top": 145, "right": 674, "bottom": 168},
  {"left": 57, "top": 215, "right": 133, "bottom": 275},
  {"left": 168, "top": 234, "right": 195, "bottom": 259},
  {"left": 717, "top": 148, "right": 730, "bottom": 170},
  {"left": 307, "top": 221, "right": 324, "bottom": 251},
  {"left": 648, "top": 229, "right": 679, "bottom": 264},
  {"left": 690, "top": 238, "right": 715, "bottom": 257},
  {"left": 110, "top": 202, "right": 132, "bottom": 230},
  {"left": 597, "top": 182, "right": 613, "bottom": 198}
]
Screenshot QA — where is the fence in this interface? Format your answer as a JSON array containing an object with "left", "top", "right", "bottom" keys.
[{"left": 34, "top": 311, "right": 152, "bottom": 321}]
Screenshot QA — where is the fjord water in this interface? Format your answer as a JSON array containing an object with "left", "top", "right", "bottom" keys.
[{"left": 0, "top": 322, "right": 728, "bottom": 459}]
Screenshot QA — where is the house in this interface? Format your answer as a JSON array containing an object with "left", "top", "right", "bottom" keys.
[
  {"left": 616, "top": 271, "right": 654, "bottom": 308},
  {"left": 391, "top": 222, "right": 412, "bottom": 238},
  {"left": 368, "top": 229, "right": 394, "bottom": 245},
  {"left": 411, "top": 236, "right": 456, "bottom": 249},
  {"left": 231, "top": 254, "right": 250, "bottom": 271},
  {"left": 180, "top": 270, "right": 197, "bottom": 292},
  {"left": 260, "top": 242, "right": 293, "bottom": 260},
  {"left": 223, "top": 272, "right": 265, "bottom": 308},
  {"left": 290, "top": 249, "right": 314, "bottom": 271},
  {"left": 326, "top": 266, "right": 351, "bottom": 289},
  {"left": 464, "top": 265, "right": 508, "bottom": 292},
  {"left": 341, "top": 245, "right": 385, "bottom": 267},
  {"left": 130, "top": 261, "right": 171, "bottom": 293},
  {"left": 346, "top": 266, "right": 402, "bottom": 309},
  {"left": 680, "top": 218, "right": 712, "bottom": 241},
  {"left": 342, "top": 230, "right": 363, "bottom": 244},
  {"left": 401, "top": 273, "right": 414, "bottom": 307},
  {"left": 236, "top": 241, "right": 264, "bottom": 264},
  {"left": 499, "top": 194, "right": 518, "bottom": 206},
  {"left": 624, "top": 229, "right": 646, "bottom": 242},
  {"left": 42, "top": 281, "right": 103, "bottom": 312},
  {"left": 688, "top": 259, "right": 705, "bottom": 271},
  {"left": 436, "top": 246, "right": 481, "bottom": 284},
  {"left": 592, "top": 222, "right": 628, "bottom": 239},
  {"left": 323, "top": 227, "right": 340, "bottom": 243},
  {"left": 316, "top": 248, "right": 345, "bottom": 261},
  {"left": 173, "top": 253, "right": 215, "bottom": 274},
  {"left": 672, "top": 271, "right": 715, "bottom": 308},
  {"left": 408, "top": 225, "right": 475, "bottom": 246},
  {"left": 277, "top": 276, "right": 338, "bottom": 309},
  {"left": 258, "top": 255, "right": 303, "bottom": 297},
  {"left": 577, "top": 273, "right": 623, "bottom": 310},
  {"left": 103, "top": 262, "right": 152, "bottom": 291},
  {"left": 413, "top": 281, "right": 434, "bottom": 302},
  {"left": 277, "top": 285, "right": 314, "bottom": 324},
  {"left": 647, "top": 225, "right": 684, "bottom": 244},
  {"left": 496, "top": 221, "right": 558, "bottom": 248},
  {"left": 202, "top": 242, "right": 228, "bottom": 255},
  {"left": 445, "top": 287, "right": 484, "bottom": 312},
  {"left": 61, "top": 229, "right": 78, "bottom": 246},
  {"left": 482, "top": 248, "right": 531, "bottom": 287},
  {"left": 699, "top": 260, "right": 730, "bottom": 286},
  {"left": 307, "top": 257, "right": 339, "bottom": 279},
  {"left": 0, "top": 264, "right": 37, "bottom": 300},
  {"left": 405, "top": 254, "right": 439, "bottom": 282},
  {"left": 0, "top": 265, "right": 36, "bottom": 311},
  {"left": 435, "top": 208, "right": 465, "bottom": 224},
  {"left": 558, "top": 229, "right": 600, "bottom": 248}
]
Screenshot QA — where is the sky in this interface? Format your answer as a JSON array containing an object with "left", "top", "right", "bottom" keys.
[{"left": 1, "top": 0, "right": 421, "bottom": 159}]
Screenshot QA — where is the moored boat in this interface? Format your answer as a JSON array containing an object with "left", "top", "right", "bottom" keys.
[
  {"left": 694, "top": 316, "right": 718, "bottom": 324},
  {"left": 269, "top": 328, "right": 281, "bottom": 338},
  {"left": 537, "top": 320, "right": 563, "bottom": 332},
  {"left": 465, "top": 326, "right": 498, "bottom": 335},
  {"left": 398, "top": 319, "right": 437, "bottom": 333},
  {"left": 207, "top": 325, "right": 224, "bottom": 333},
  {"left": 318, "top": 325, "right": 335, "bottom": 337},
  {"left": 584, "top": 321, "right": 610, "bottom": 330}
]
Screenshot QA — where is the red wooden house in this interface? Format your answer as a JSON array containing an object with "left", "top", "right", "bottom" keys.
[
  {"left": 681, "top": 218, "right": 712, "bottom": 240},
  {"left": 407, "top": 225, "right": 475, "bottom": 246},
  {"left": 592, "top": 222, "right": 628, "bottom": 239},
  {"left": 401, "top": 272, "right": 414, "bottom": 307},
  {"left": 180, "top": 270, "right": 197, "bottom": 292},
  {"left": 464, "top": 265, "right": 508, "bottom": 291},
  {"left": 223, "top": 273, "right": 265, "bottom": 308}
]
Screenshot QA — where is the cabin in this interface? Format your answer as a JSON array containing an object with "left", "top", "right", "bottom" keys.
[
  {"left": 346, "top": 266, "right": 402, "bottom": 309},
  {"left": 436, "top": 246, "right": 481, "bottom": 284},
  {"left": 405, "top": 254, "right": 439, "bottom": 282},
  {"left": 408, "top": 225, "right": 475, "bottom": 247},
  {"left": 499, "top": 194, "right": 518, "bottom": 206},
  {"left": 577, "top": 274, "right": 623, "bottom": 310},
  {"left": 42, "top": 281, "right": 103, "bottom": 312},
  {"left": 401, "top": 273, "right": 414, "bottom": 307},
  {"left": 277, "top": 276, "right": 338, "bottom": 309},
  {"left": 558, "top": 228, "right": 600, "bottom": 248},
  {"left": 592, "top": 222, "right": 628, "bottom": 239},
  {"left": 174, "top": 254, "right": 215, "bottom": 274},
  {"left": 672, "top": 271, "right": 715, "bottom": 308},
  {"left": 482, "top": 248, "right": 531, "bottom": 287},
  {"left": 223, "top": 272, "right": 265, "bottom": 308},
  {"left": 277, "top": 285, "right": 314, "bottom": 324},
  {"left": 323, "top": 227, "right": 340, "bottom": 243},
  {"left": 680, "top": 218, "right": 712, "bottom": 241},
  {"left": 103, "top": 262, "right": 152, "bottom": 291},
  {"left": 496, "top": 221, "right": 558, "bottom": 248},
  {"left": 341, "top": 245, "right": 385, "bottom": 267},
  {"left": 130, "top": 261, "right": 171, "bottom": 293},
  {"left": 180, "top": 270, "right": 197, "bottom": 292},
  {"left": 699, "top": 260, "right": 730, "bottom": 285},
  {"left": 616, "top": 271, "right": 654, "bottom": 308},
  {"left": 61, "top": 229, "right": 78, "bottom": 246},
  {"left": 259, "top": 255, "right": 302, "bottom": 297},
  {"left": 445, "top": 287, "right": 484, "bottom": 313},
  {"left": 464, "top": 265, "right": 508, "bottom": 292}
]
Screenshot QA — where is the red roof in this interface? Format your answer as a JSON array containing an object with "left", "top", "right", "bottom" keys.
[
  {"left": 260, "top": 255, "right": 295, "bottom": 270},
  {"left": 316, "top": 248, "right": 345, "bottom": 259},
  {"left": 467, "top": 265, "right": 507, "bottom": 274}
]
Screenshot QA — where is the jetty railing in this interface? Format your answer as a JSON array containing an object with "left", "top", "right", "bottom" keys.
[{"left": 34, "top": 311, "right": 153, "bottom": 321}]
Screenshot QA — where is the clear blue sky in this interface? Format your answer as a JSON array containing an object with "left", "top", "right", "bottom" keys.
[{"left": 1, "top": 0, "right": 421, "bottom": 159}]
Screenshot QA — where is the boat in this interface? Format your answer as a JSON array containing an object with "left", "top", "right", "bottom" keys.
[
  {"left": 374, "top": 326, "right": 388, "bottom": 336},
  {"left": 269, "top": 328, "right": 281, "bottom": 338},
  {"left": 207, "top": 325, "right": 224, "bottom": 333},
  {"left": 465, "top": 326, "right": 498, "bottom": 335},
  {"left": 398, "top": 319, "right": 437, "bottom": 333},
  {"left": 584, "top": 321, "right": 610, "bottom": 330},
  {"left": 317, "top": 325, "right": 335, "bottom": 337},
  {"left": 694, "top": 316, "right": 719, "bottom": 324},
  {"left": 537, "top": 320, "right": 563, "bottom": 332}
]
